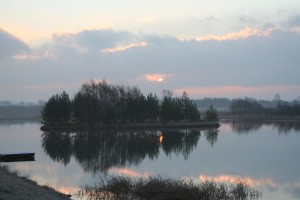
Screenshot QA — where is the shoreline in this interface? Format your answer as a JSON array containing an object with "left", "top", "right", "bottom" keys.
[
  {"left": 40, "top": 121, "right": 220, "bottom": 131},
  {"left": 0, "top": 165, "right": 70, "bottom": 200},
  {"left": 219, "top": 114, "right": 300, "bottom": 122}
]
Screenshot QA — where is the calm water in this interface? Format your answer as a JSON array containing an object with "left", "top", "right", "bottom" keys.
[{"left": 0, "top": 120, "right": 300, "bottom": 199}]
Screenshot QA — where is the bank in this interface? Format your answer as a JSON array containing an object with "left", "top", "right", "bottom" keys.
[
  {"left": 40, "top": 121, "right": 220, "bottom": 131},
  {"left": 0, "top": 165, "right": 70, "bottom": 200},
  {"left": 219, "top": 113, "right": 300, "bottom": 121}
]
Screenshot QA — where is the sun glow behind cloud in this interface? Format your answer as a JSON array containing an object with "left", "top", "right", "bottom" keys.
[
  {"left": 102, "top": 42, "right": 147, "bottom": 53},
  {"left": 195, "top": 28, "right": 273, "bottom": 41},
  {"left": 14, "top": 49, "right": 57, "bottom": 60},
  {"left": 143, "top": 73, "right": 171, "bottom": 82},
  {"left": 1, "top": 21, "right": 300, "bottom": 101}
]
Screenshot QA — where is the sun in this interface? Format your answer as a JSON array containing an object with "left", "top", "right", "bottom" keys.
[
  {"left": 144, "top": 73, "right": 168, "bottom": 82},
  {"left": 158, "top": 77, "right": 164, "bottom": 82}
]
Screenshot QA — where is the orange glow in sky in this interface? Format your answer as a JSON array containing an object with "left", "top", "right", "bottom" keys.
[
  {"left": 102, "top": 42, "right": 147, "bottom": 53},
  {"left": 196, "top": 28, "right": 273, "bottom": 41},
  {"left": 143, "top": 73, "right": 169, "bottom": 82}
]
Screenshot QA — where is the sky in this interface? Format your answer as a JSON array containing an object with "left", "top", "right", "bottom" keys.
[{"left": 1, "top": 0, "right": 300, "bottom": 102}]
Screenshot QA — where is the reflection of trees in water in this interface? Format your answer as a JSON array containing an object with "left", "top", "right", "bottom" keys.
[
  {"left": 41, "top": 129, "right": 204, "bottom": 173},
  {"left": 272, "top": 121, "right": 300, "bottom": 135},
  {"left": 72, "top": 130, "right": 160, "bottom": 173},
  {"left": 204, "top": 129, "right": 219, "bottom": 146},
  {"left": 161, "top": 130, "right": 201, "bottom": 159},
  {"left": 42, "top": 132, "right": 73, "bottom": 166},
  {"left": 231, "top": 121, "right": 263, "bottom": 134},
  {"left": 229, "top": 120, "right": 300, "bottom": 134}
]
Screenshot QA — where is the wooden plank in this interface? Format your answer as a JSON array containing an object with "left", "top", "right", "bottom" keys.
[{"left": 0, "top": 153, "right": 35, "bottom": 162}]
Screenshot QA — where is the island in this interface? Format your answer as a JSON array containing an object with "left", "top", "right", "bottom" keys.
[{"left": 40, "top": 79, "right": 220, "bottom": 131}]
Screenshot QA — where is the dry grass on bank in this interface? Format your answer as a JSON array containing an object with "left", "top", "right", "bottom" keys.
[
  {"left": 83, "top": 175, "right": 262, "bottom": 200},
  {"left": 0, "top": 165, "right": 70, "bottom": 200}
]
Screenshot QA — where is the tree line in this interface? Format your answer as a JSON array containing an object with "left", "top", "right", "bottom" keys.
[
  {"left": 230, "top": 97, "right": 300, "bottom": 116},
  {"left": 42, "top": 80, "right": 218, "bottom": 125},
  {"left": 0, "top": 105, "right": 42, "bottom": 120}
]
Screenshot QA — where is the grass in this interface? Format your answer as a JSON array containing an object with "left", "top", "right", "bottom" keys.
[
  {"left": 0, "top": 164, "right": 71, "bottom": 199},
  {"left": 0, "top": 164, "right": 20, "bottom": 177},
  {"left": 82, "top": 175, "right": 262, "bottom": 200}
]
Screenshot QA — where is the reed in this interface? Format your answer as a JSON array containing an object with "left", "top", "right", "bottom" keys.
[{"left": 83, "top": 175, "right": 262, "bottom": 200}]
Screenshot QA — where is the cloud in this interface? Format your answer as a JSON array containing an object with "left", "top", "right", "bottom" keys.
[
  {"left": 195, "top": 27, "right": 273, "bottom": 41},
  {"left": 14, "top": 48, "right": 58, "bottom": 61},
  {"left": 68, "top": 29, "right": 134, "bottom": 50},
  {"left": 144, "top": 34, "right": 179, "bottom": 45},
  {"left": 1, "top": 27, "right": 300, "bottom": 101},
  {"left": 102, "top": 42, "right": 147, "bottom": 53},
  {"left": 287, "top": 15, "right": 300, "bottom": 28},
  {"left": 0, "top": 28, "right": 30, "bottom": 59},
  {"left": 137, "top": 15, "right": 225, "bottom": 40},
  {"left": 238, "top": 15, "right": 258, "bottom": 26}
]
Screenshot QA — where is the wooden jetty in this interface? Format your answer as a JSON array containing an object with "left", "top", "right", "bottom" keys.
[{"left": 0, "top": 153, "right": 35, "bottom": 162}]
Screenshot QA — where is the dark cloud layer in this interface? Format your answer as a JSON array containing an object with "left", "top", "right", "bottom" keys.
[
  {"left": 288, "top": 15, "right": 300, "bottom": 27},
  {"left": 0, "top": 28, "right": 30, "bottom": 59},
  {"left": 0, "top": 27, "right": 300, "bottom": 101},
  {"left": 53, "top": 29, "right": 134, "bottom": 51}
]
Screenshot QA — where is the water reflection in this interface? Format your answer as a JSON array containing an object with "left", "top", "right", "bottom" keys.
[
  {"left": 230, "top": 121, "right": 263, "bottom": 134},
  {"left": 161, "top": 129, "right": 200, "bottom": 159},
  {"left": 228, "top": 120, "right": 300, "bottom": 134},
  {"left": 42, "top": 129, "right": 217, "bottom": 173},
  {"left": 199, "top": 174, "right": 277, "bottom": 189},
  {"left": 0, "top": 119, "right": 40, "bottom": 126},
  {"left": 2, "top": 121, "right": 300, "bottom": 200},
  {"left": 204, "top": 129, "right": 219, "bottom": 146},
  {"left": 41, "top": 121, "right": 299, "bottom": 174},
  {"left": 199, "top": 174, "right": 300, "bottom": 200},
  {"left": 41, "top": 132, "right": 72, "bottom": 165},
  {"left": 272, "top": 121, "right": 300, "bottom": 134}
]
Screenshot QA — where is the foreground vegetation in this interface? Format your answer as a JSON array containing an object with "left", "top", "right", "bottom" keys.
[
  {"left": 0, "top": 165, "right": 70, "bottom": 200},
  {"left": 41, "top": 80, "right": 218, "bottom": 126},
  {"left": 82, "top": 175, "right": 261, "bottom": 200}
]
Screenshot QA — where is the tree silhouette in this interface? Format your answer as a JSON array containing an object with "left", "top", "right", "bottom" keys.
[
  {"left": 41, "top": 79, "right": 214, "bottom": 125},
  {"left": 41, "top": 91, "right": 72, "bottom": 124},
  {"left": 204, "top": 105, "right": 219, "bottom": 121},
  {"left": 180, "top": 91, "right": 200, "bottom": 122}
]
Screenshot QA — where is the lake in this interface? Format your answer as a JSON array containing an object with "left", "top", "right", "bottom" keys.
[{"left": 0, "top": 120, "right": 300, "bottom": 199}]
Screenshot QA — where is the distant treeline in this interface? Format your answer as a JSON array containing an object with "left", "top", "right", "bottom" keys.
[
  {"left": 0, "top": 105, "right": 42, "bottom": 120},
  {"left": 194, "top": 98, "right": 231, "bottom": 111},
  {"left": 230, "top": 97, "right": 300, "bottom": 116},
  {"left": 42, "top": 80, "right": 218, "bottom": 125},
  {"left": 194, "top": 97, "right": 300, "bottom": 112}
]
